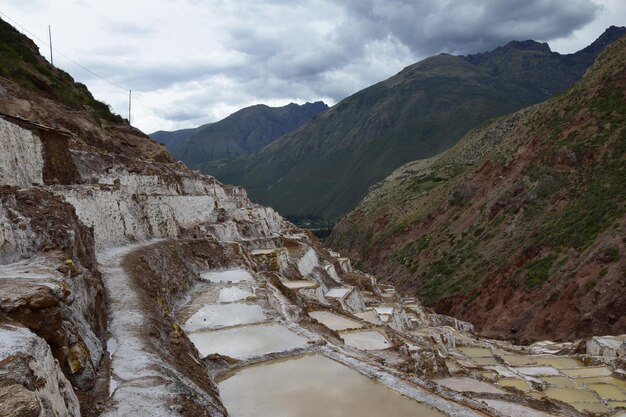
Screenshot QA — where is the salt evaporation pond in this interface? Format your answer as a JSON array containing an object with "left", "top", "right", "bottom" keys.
[
  {"left": 184, "top": 303, "right": 265, "bottom": 331},
  {"left": 435, "top": 377, "right": 505, "bottom": 394},
  {"left": 482, "top": 400, "right": 553, "bottom": 417},
  {"left": 340, "top": 330, "right": 391, "bottom": 350},
  {"left": 283, "top": 280, "right": 318, "bottom": 289},
  {"left": 218, "top": 354, "right": 445, "bottom": 417},
  {"left": 218, "top": 287, "right": 254, "bottom": 303},
  {"left": 200, "top": 269, "right": 254, "bottom": 283},
  {"left": 309, "top": 310, "right": 363, "bottom": 331},
  {"left": 189, "top": 323, "right": 308, "bottom": 359}
]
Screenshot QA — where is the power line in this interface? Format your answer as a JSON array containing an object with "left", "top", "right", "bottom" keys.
[
  {"left": 0, "top": 10, "right": 129, "bottom": 92},
  {"left": 0, "top": 11, "right": 174, "bottom": 131}
]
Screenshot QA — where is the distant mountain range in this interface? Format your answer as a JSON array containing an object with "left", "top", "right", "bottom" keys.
[
  {"left": 329, "top": 32, "right": 626, "bottom": 342},
  {"left": 150, "top": 101, "right": 328, "bottom": 167},
  {"left": 202, "top": 26, "right": 626, "bottom": 225}
]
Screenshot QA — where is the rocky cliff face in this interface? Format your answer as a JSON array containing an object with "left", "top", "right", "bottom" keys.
[
  {"left": 1, "top": 18, "right": 626, "bottom": 417},
  {"left": 330, "top": 34, "right": 626, "bottom": 344}
]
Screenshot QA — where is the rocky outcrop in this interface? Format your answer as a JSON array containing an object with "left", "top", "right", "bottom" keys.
[{"left": 0, "top": 323, "right": 81, "bottom": 417}]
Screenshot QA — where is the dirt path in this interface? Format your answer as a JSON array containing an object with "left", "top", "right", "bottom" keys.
[{"left": 98, "top": 242, "right": 224, "bottom": 417}]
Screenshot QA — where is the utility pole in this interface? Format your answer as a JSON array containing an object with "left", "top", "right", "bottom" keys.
[
  {"left": 128, "top": 90, "right": 132, "bottom": 125},
  {"left": 48, "top": 25, "right": 53, "bottom": 66}
]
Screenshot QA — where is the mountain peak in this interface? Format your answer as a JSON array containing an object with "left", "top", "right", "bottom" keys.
[
  {"left": 572, "top": 25, "right": 626, "bottom": 56},
  {"left": 502, "top": 39, "right": 551, "bottom": 52}
]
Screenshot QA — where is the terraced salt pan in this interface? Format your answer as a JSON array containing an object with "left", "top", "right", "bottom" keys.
[
  {"left": 576, "top": 376, "right": 626, "bottom": 389},
  {"left": 340, "top": 330, "right": 391, "bottom": 350},
  {"left": 457, "top": 347, "right": 492, "bottom": 358},
  {"left": 586, "top": 384, "right": 626, "bottom": 400},
  {"left": 435, "top": 377, "right": 505, "bottom": 394},
  {"left": 200, "top": 269, "right": 254, "bottom": 283},
  {"left": 283, "top": 280, "right": 318, "bottom": 289},
  {"left": 514, "top": 366, "right": 561, "bottom": 376},
  {"left": 309, "top": 311, "right": 364, "bottom": 331},
  {"left": 326, "top": 287, "right": 352, "bottom": 298},
  {"left": 562, "top": 366, "right": 612, "bottom": 378},
  {"left": 471, "top": 357, "right": 499, "bottom": 366},
  {"left": 534, "top": 356, "right": 583, "bottom": 369},
  {"left": 497, "top": 378, "right": 532, "bottom": 392},
  {"left": 542, "top": 376, "right": 578, "bottom": 388},
  {"left": 189, "top": 323, "right": 308, "bottom": 359},
  {"left": 571, "top": 402, "right": 609, "bottom": 413},
  {"left": 218, "top": 287, "right": 254, "bottom": 303},
  {"left": 374, "top": 306, "right": 394, "bottom": 315},
  {"left": 485, "top": 366, "right": 518, "bottom": 378},
  {"left": 543, "top": 387, "right": 599, "bottom": 403},
  {"left": 482, "top": 400, "right": 554, "bottom": 417},
  {"left": 183, "top": 303, "right": 265, "bottom": 331},
  {"left": 355, "top": 310, "right": 382, "bottom": 325},
  {"left": 218, "top": 354, "right": 445, "bottom": 417},
  {"left": 502, "top": 355, "right": 537, "bottom": 366}
]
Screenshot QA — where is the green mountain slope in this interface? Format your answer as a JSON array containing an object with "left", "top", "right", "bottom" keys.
[
  {"left": 203, "top": 27, "right": 626, "bottom": 224},
  {"left": 151, "top": 101, "right": 327, "bottom": 167},
  {"left": 329, "top": 33, "right": 626, "bottom": 343}
]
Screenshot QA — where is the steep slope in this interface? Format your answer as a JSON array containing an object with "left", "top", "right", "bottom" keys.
[
  {"left": 204, "top": 26, "right": 626, "bottom": 224},
  {"left": 330, "top": 33, "right": 626, "bottom": 344},
  {"left": 0, "top": 18, "right": 124, "bottom": 125},
  {"left": 151, "top": 101, "right": 328, "bottom": 167},
  {"left": 2, "top": 16, "right": 626, "bottom": 417}
]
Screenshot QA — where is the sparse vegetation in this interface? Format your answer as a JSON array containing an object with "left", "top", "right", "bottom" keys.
[
  {"left": 0, "top": 18, "right": 124, "bottom": 123},
  {"left": 329, "top": 29, "right": 626, "bottom": 323},
  {"left": 524, "top": 255, "right": 557, "bottom": 289}
]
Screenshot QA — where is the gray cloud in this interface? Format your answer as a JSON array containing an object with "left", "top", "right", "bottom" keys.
[
  {"left": 2, "top": 0, "right": 609, "bottom": 132},
  {"left": 339, "top": 0, "right": 600, "bottom": 55}
]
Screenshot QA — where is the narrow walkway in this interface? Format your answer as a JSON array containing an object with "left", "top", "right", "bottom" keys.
[{"left": 98, "top": 242, "right": 224, "bottom": 417}]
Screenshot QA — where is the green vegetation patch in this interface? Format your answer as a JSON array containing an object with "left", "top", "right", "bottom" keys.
[
  {"left": 0, "top": 18, "right": 123, "bottom": 123},
  {"left": 524, "top": 254, "right": 557, "bottom": 289}
]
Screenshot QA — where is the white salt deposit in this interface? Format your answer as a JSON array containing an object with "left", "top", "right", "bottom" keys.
[
  {"left": 340, "top": 330, "right": 391, "bottom": 351},
  {"left": 435, "top": 377, "right": 506, "bottom": 394},
  {"left": 309, "top": 311, "right": 364, "bottom": 331},
  {"left": 514, "top": 366, "right": 562, "bottom": 377},
  {"left": 200, "top": 269, "right": 254, "bottom": 283},
  {"left": 283, "top": 280, "right": 318, "bottom": 289},
  {"left": 0, "top": 118, "right": 44, "bottom": 187},
  {"left": 183, "top": 303, "right": 265, "bottom": 331},
  {"left": 326, "top": 287, "right": 352, "bottom": 299},
  {"left": 218, "top": 287, "right": 255, "bottom": 303}
]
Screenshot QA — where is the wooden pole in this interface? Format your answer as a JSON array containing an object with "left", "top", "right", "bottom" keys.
[{"left": 128, "top": 90, "right": 132, "bottom": 125}]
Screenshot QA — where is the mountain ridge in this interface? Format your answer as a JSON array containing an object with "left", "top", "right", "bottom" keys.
[
  {"left": 202, "top": 26, "right": 626, "bottom": 224},
  {"left": 151, "top": 101, "right": 328, "bottom": 167},
  {"left": 329, "top": 32, "right": 626, "bottom": 343}
]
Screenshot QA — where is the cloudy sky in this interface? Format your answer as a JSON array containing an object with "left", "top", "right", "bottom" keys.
[{"left": 1, "top": 0, "right": 624, "bottom": 133}]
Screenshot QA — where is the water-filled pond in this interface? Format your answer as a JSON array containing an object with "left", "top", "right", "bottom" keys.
[
  {"left": 184, "top": 303, "right": 265, "bottom": 331},
  {"left": 218, "top": 354, "right": 445, "bottom": 417},
  {"left": 189, "top": 323, "right": 308, "bottom": 359},
  {"left": 309, "top": 310, "right": 364, "bottom": 331},
  {"left": 340, "top": 330, "right": 391, "bottom": 350}
]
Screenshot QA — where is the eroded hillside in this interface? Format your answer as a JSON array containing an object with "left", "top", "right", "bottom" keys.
[
  {"left": 330, "top": 34, "right": 626, "bottom": 344},
  {"left": 1, "top": 16, "right": 626, "bottom": 417}
]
